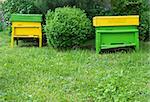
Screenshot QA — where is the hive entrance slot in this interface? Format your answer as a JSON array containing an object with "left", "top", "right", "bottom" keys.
[{"left": 111, "top": 43, "right": 124, "bottom": 45}]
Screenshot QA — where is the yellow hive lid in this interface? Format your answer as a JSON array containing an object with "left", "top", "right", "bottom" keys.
[{"left": 93, "top": 15, "right": 139, "bottom": 27}]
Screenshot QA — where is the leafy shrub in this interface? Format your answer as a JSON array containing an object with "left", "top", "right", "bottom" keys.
[
  {"left": 139, "top": 12, "right": 150, "bottom": 41},
  {"left": 46, "top": 7, "right": 92, "bottom": 49},
  {"left": 1, "top": 0, "right": 39, "bottom": 25}
]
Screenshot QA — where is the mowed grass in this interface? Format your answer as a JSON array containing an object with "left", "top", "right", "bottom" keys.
[{"left": 0, "top": 31, "right": 150, "bottom": 102}]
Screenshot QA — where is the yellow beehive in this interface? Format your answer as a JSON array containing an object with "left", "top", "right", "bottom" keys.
[{"left": 11, "top": 14, "right": 42, "bottom": 47}]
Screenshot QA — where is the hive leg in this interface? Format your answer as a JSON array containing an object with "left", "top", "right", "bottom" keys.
[
  {"left": 39, "top": 27, "right": 42, "bottom": 47},
  {"left": 96, "top": 31, "right": 101, "bottom": 54},
  {"left": 39, "top": 37, "right": 42, "bottom": 47},
  {"left": 135, "top": 32, "right": 139, "bottom": 51}
]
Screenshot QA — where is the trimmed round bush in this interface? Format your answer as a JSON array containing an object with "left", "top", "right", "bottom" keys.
[{"left": 46, "top": 7, "right": 92, "bottom": 49}]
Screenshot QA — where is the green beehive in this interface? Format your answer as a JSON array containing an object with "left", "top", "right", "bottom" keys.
[{"left": 93, "top": 15, "right": 139, "bottom": 53}]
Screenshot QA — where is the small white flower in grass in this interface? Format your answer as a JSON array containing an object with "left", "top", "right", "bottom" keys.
[
  {"left": 4, "top": 63, "right": 7, "bottom": 66},
  {"left": 28, "top": 94, "right": 32, "bottom": 98}
]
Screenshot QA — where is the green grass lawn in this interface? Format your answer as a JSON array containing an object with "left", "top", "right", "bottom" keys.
[{"left": 0, "top": 31, "right": 150, "bottom": 102}]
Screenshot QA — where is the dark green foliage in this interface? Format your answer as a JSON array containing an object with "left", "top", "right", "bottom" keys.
[
  {"left": 34, "top": 0, "right": 76, "bottom": 14},
  {"left": 1, "top": 0, "right": 149, "bottom": 41},
  {"left": 0, "top": 22, "right": 2, "bottom": 31},
  {"left": 110, "top": 0, "right": 150, "bottom": 40},
  {"left": 33, "top": 0, "right": 104, "bottom": 18},
  {"left": 1, "top": 0, "right": 39, "bottom": 25},
  {"left": 139, "top": 11, "right": 150, "bottom": 41},
  {"left": 46, "top": 7, "right": 92, "bottom": 49},
  {"left": 35, "top": 0, "right": 150, "bottom": 41}
]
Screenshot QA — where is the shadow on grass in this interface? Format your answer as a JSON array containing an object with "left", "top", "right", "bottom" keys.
[
  {"left": 15, "top": 38, "right": 47, "bottom": 47},
  {"left": 15, "top": 38, "right": 147, "bottom": 54},
  {"left": 53, "top": 39, "right": 136, "bottom": 54},
  {"left": 81, "top": 39, "right": 136, "bottom": 54}
]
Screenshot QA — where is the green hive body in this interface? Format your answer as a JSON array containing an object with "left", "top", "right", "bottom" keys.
[{"left": 95, "top": 26, "right": 139, "bottom": 53}]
